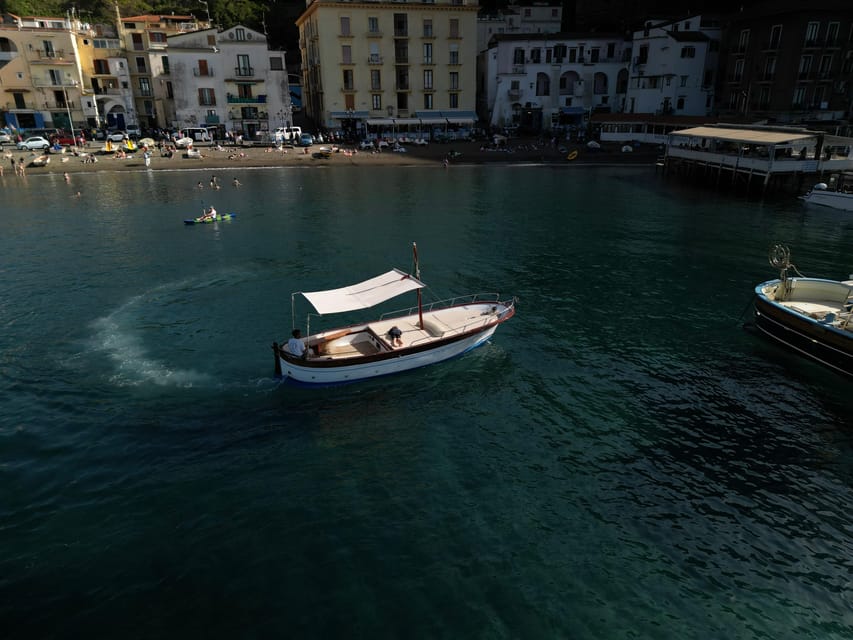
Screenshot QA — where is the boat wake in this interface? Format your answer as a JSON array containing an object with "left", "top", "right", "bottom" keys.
[{"left": 90, "top": 270, "right": 260, "bottom": 388}]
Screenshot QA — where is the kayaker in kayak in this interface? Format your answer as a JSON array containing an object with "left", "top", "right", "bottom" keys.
[{"left": 202, "top": 206, "right": 217, "bottom": 221}]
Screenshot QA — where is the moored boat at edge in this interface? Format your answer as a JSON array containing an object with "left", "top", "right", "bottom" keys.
[
  {"left": 752, "top": 244, "right": 853, "bottom": 376},
  {"left": 801, "top": 182, "right": 853, "bottom": 212},
  {"left": 272, "top": 243, "right": 516, "bottom": 385}
]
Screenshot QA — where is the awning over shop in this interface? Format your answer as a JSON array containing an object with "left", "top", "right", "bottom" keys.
[
  {"left": 560, "top": 107, "right": 585, "bottom": 115},
  {"left": 366, "top": 118, "right": 395, "bottom": 126}
]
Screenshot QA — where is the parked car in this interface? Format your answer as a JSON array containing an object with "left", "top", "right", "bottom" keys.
[
  {"left": 299, "top": 133, "right": 314, "bottom": 147},
  {"left": 174, "top": 137, "right": 195, "bottom": 148},
  {"left": 50, "top": 132, "right": 76, "bottom": 146},
  {"left": 107, "top": 130, "right": 128, "bottom": 142},
  {"left": 125, "top": 124, "right": 141, "bottom": 140},
  {"left": 412, "top": 138, "right": 429, "bottom": 146},
  {"left": 359, "top": 139, "right": 375, "bottom": 151},
  {"left": 17, "top": 136, "right": 50, "bottom": 151},
  {"left": 0, "top": 130, "right": 12, "bottom": 144}
]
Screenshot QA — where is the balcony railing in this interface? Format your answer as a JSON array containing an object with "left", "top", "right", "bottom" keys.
[
  {"left": 33, "top": 49, "right": 67, "bottom": 60},
  {"left": 44, "top": 101, "right": 76, "bottom": 109},
  {"left": 226, "top": 95, "right": 267, "bottom": 103},
  {"left": 507, "top": 89, "right": 521, "bottom": 99},
  {"left": 368, "top": 54, "right": 383, "bottom": 64},
  {"left": 395, "top": 56, "right": 409, "bottom": 64},
  {"left": 394, "top": 29, "right": 408, "bottom": 37},
  {"left": 367, "top": 29, "right": 383, "bottom": 37},
  {"left": 234, "top": 67, "right": 254, "bottom": 77},
  {"left": 193, "top": 68, "right": 214, "bottom": 77},
  {"left": 511, "top": 64, "right": 525, "bottom": 73}
]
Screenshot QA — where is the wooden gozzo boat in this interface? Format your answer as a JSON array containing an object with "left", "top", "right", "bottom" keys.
[
  {"left": 752, "top": 244, "right": 853, "bottom": 376},
  {"left": 273, "top": 244, "right": 516, "bottom": 385}
]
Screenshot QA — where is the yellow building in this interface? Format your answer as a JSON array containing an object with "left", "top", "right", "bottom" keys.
[
  {"left": 296, "top": 0, "right": 479, "bottom": 138},
  {"left": 0, "top": 13, "right": 87, "bottom": 133}
]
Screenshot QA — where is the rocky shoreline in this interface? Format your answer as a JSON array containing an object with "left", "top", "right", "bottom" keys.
[{"left": 3, "top": 138, "right": 661, "bottom": 176}]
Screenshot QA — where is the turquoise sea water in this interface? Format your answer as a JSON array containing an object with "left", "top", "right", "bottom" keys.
[{"left": 1, "top": 164, "right": 852, "bottom": 638}]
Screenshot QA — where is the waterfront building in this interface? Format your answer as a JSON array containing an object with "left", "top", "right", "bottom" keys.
[
  {"left": 167, "top": 25, "right": 291, "bottom": 139},
  {"left": 476, "top": 3, "right": 562, "bottom": 53},
  {"left": 118, "top": 14, "right": 206, "bottom": 130},
  {"left": 624, "top": 15, "right": 721, "bottom": 117},
  {"left": 716, "top": 0, "right": 853, "bottom": 126},
  {"left": 0, "top": 13, "right": 91, "bottom": 132},
  {"left": 296, "top": 0, "right": 479, "bottom": 137},
  {"left": 479, "top": 32, "right": 630, "bottom": 134}
]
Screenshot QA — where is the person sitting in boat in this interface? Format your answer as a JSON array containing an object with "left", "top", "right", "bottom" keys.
[
  {"left": 387, "top": 326, "right": 403, "bottom": 347},
  {"left": 202, "top": 206, "right": 217, "bottom": 221},
  {"left": 287, "top": 329, "right": 313, "bottom": 358}
]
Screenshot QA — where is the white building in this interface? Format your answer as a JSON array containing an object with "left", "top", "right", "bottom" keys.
[
  {"left": 476, "top": 3, "right": 563, "bottom": 53},
  {"left": 480, "top": 32, "right": 630, "bottom": 133},
  {"left": 167, "top": 25, "right": 290, "bottom": 138},
  {"left": 625, "top": 15, "right": 721, "bottom": 116}
]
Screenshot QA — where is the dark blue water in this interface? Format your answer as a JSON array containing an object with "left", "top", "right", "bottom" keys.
[{"left": 1, "top": 165, "right": 852, "bottom": 638}]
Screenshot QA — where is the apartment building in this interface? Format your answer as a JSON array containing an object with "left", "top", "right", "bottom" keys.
[
  {"left": 0, "top": 13, "right": 90, "bottom": 131},
  {"left": 167, "top": 25, "right": 290, "bottom": 138},
  {"left": 296, "top": 0, "right": 479, "bottom": 136},
  {"left": 716, "top": 0, "right": 853, "bottom": 123},
  {"left": 119, "top": 14, "right": 204, "bottom": 129},
  {"left": 480, "top": 32, "right": 630, "bottom": 132},
  {"left": 477, "top": 3, "right": 563, "bottom": 53},
  {"left": 625, "top": 15, "right": 721, "bottom": 117}
]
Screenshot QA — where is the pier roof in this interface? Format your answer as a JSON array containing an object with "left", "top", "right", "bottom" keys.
[{"left": 672, "top": 126, "right": 814, "bottom": 146}]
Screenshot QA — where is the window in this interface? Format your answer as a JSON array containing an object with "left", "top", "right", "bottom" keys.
[
  {"left": 198, "top": 88, "right": 216, "bottom": 105},
  {"left": 589, "top": 48, "right": 599, "bottom": 63},
  {"left": 449, "top": 93, "right": 458, "bottom": 108},
  {"left": 270, "top": 56, "right": 283, "bottom": 71},
  {"left": 607, "top": 43, "right": 615, "bottom": 59},
  {"left": 237, "top": 54, "right": 251, "bottom": 76},
  {"left": 738, "top": 29, "right": 750, "bottom": 51},
  {"left": 769, "top": 25, "right": 782, "bottom": 49},
  {"left": 733, "top": 58, "right": 744, "bottom": 81},
  {"left": 424, "top": 69, "right": 433, "bottom": 89},
  {"left": 805, "top": 22, "right": 820, "bottom": 46},
  {"left": 681, "top": 46, "right": 695, "bottom": 58},
  {"left": 136, "top": 56, "right": 146, "bottom": 73},
  {"left": 762, "top": 57, "right": 776, "bottom": 80},
  {"left": 343, "top": 69, "right": 354, "bottom": 90},
  {"left": 150, "top": 32, "right": 166, "bottom": 44},
  {"left": 827, "top": 22, "right": 839, "bottom": 45},
  {"left": 449, "top": 71, "right": 458, "bottom": 89},
  {"left": 424, "top": 94, "right": 433, "bottom": 110},
  {"left": 513, "top": 48, "right": 524, "bottom": 65},
  {"left": 819, "top": 55, "right": 832, "bottom": 77},
  {"left": 530, "top": 48, "right": 541, "bottom": 64},
  {"left": 372, "top": 94, "right": 382, "bottom": 110},
  {"left": 369, "top": 42, "right": 381, "bottom": 64},
  {"left": 799, "top": 55, "right": 812, "bottom": 78},
  {"left": 94, "top": 59, "right": 109, "bottom": 74},
  {"left": 676, "top": 97, "right": 685, "bottom": 110},
  {"left": 371, "top": 69, "right": 381, "bottom": 90},
  {"left": 340, "top": 17, "right": 351, "bottom": 36},
  {"left": 235, "top": 28, "right": 246, "bottom": 41},
  {"left": 758, "top": 86, "right": 770, "bottom": 108},
  {"left": 162, "top": 56, "right": 169, "bottom": 74},
  {"left": 237, "top": 84, "right": 253, "bottom": 99},
  {"left": 139, "top": 77, "right": 151, "bottom": 96},
  {"left": 449, "top": 44, "right": 459, "bottom": 65},
  {"left": 546, "top": 49, "right": 552, "bottom": 64},
  {"left": 368, "top": 17, "right": 379, "bottom": 34},
  {"left": 423, "top": 19, "right": 432, "bottom": 38},
  {"left": 423, "top": 42, "right": 433, "bottom": 64},
  {"left": 812, "top": 85, "right": 825, "bottom": 107},
  {"left": 449, "top": 18, "right": 459, "bottom": 38},
  {"left": 342, "top": 45, "right": 352, "bottom": 64},
  {"left": 793, "top": 86, "right": 806, "bottom": 107},
  {"left": 680, "top": 75, "right": 688, "bottom": 87},
  {"left": 166, "top": 81, "right": 173, "bottom": 98}
]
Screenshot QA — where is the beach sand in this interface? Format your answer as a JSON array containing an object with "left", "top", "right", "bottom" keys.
[{"left": 3, "top": 138, "right": 660, "bottom": 176}]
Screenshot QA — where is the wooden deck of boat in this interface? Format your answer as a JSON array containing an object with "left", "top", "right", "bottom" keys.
[{"left": 369, "top": 305, "right": 498, "bottom": 349}]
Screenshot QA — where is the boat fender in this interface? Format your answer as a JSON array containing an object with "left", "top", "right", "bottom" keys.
[{"left": 567, "top": 150, "right": 578, "bottom": 161}]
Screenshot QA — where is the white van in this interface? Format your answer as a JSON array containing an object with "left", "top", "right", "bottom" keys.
[
  {"left": 275, "top": 126, "right": 302, "bottom": 144},
  {"left": 180, "top": 127, "right": 211, "bottom": 142}
]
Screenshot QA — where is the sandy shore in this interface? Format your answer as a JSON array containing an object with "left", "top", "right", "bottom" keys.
[{"left": 2, "top": 138, "right": 660, "bottom": 176}]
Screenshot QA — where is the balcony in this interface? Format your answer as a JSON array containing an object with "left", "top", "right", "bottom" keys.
[
  {"left": 395, "top": 56, "right": 409, "bottom": 64},
  {"left": 507, "top": 88, "right": 521, "bottom": 100},
  {"left": 234, "top": 66, "right": 254, "bottom": 77},
  {"left": 394, "top": 29, "right": 408, "bottom": 38},
  {"left": 137, "top": 89, "right": 153, "bottom": 97},
  {"left": 341, "top": 85, "right": 355, "bottom": 92},
  {"left": 367, "top": 29, "right": 383, "bottom": 38},
  {"left": 226, "top": 95, "right": 267, "bottom": 103},
  {"left": 368, "top": 54, "right": 383, "bottom": 64},
  {"left": 44, "top": 100, "right": 77, "bottom": 110},
  {"left": 32, "top": 49, "right": 69, "bottom": 61},
  {"left": 193, "top": 68, "right": 215, "bottom": 77},
  {"left": 511, "top": 64, "right": 525, "bottom": 73}
]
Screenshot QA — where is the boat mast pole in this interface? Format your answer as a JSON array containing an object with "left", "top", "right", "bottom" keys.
[{"left": 413, "top": 242, "right": 424, "bottom": 329}]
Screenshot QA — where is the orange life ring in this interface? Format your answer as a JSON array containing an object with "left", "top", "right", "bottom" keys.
[{"left": 567, "top": 150, "right": 578, "bottom": 161}]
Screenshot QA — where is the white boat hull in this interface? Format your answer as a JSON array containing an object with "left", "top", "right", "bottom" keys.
[
  {"left": 275, "top": 300, "right": 514, "bottom": 385},
  {"left": 801, "top": 190, "right": 853, "bottom": 212}
]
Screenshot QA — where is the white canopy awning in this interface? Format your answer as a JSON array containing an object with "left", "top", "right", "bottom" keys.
[{"left": 300, "top": 268, "right": 425, "bottom": 315}]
